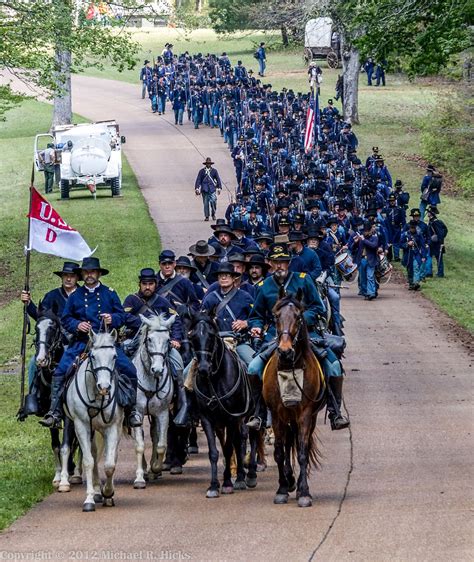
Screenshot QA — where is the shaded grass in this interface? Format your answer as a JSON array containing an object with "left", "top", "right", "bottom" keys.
[{"left": 0, "top": 98, "right": 160, "bottom": 529}]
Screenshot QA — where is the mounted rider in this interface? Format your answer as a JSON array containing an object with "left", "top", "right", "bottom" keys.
[
  {"left": 156, "top": 250, "right": 200, "bottom": 311},
  {"left": 39, "top": 257, "right": 142, "bottom": 429},
  {"left": 122, "top": 267, "right": 189, "bottom": 427},
  {"left": 20, "top": 261, "right": 80, "bottom": 417},
  {"left": 245, "top": 243, "right": 350, "bottom": 431}
]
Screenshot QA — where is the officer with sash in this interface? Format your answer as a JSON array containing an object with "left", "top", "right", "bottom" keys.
[
  {"left": 156, "top": 250, "right": 200, "bottom": 311},
  {"left": 246, "top": 243, "right": 350, "bottom": 431},
  {"left": 123, "top": 268, "right": 189, "bottom": 426},
  {"left": 39, "top": 257, "right": 142, "bottom": 429}
]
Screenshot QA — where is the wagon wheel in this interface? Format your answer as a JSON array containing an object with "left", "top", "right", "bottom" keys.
[
  {"left": 327, "top": 51, "right": 339, "bottom": 69},
  {"left": 303, "top": 47, "right": 313, "bottom": 64}
]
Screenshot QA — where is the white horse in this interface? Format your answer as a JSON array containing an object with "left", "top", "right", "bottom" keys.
[
  {"left": 132, "top": 314, "right": 175, "bottom": 489},
  {"left": 62, "top": 331, "right": 124, "bottom": 512}
]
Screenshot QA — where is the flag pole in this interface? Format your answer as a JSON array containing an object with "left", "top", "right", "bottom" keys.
[{"left": 17, "top": 164, "right": 34, "bottom": 421}]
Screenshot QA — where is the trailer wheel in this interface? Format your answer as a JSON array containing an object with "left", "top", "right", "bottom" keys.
[
  {"left": 327, "top": 51, "right": 339, "bottom": 69},
  {"left": 60, "top": 179, "right": 70, "bottom": 199},
  {"left": 111, "top": 177, "right": 121, "bottom": 197}
]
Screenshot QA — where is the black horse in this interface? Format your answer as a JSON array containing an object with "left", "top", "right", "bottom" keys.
[
  {"left": 25, "top": 304, "right": 80, "bottom": 489},
  {"left": 188, "top": 310, "right": 252, "bottom": 497}
]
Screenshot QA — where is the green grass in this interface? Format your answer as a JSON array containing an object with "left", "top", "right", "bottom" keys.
[
  {"left": 84, "top": 28, "right": 474, "bottom": 332},
  {"left": 0, "top": 98, "right": 160, "bottom": 529}
]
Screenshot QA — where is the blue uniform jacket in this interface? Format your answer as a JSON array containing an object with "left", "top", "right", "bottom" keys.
[
  {"left": 248, "top": 272, "right": 326, "bottom": 341},
  {"left": 27, "top": 287, "right": 71, "bottom": 321},
  {"left": 201, "top": 288, "right": 254, "bottom": 333},
  {"left": 123, "top": 292, "right": 183, "bottom": 341},
  {"left": 291, "top": 246, "right": 322, "bottom": 280},
  {"left": 61, "top": 284, "right": 125, "bottom": 340},
  {"left": 156, "top": 274, "right": 200, "bottom": 311}
]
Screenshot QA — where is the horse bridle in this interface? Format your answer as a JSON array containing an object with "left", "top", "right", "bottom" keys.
[
  {"left": 139, "top": 327, "right": 172, "bottom": 400},
  {"left": 144, "top": 328, "right": 169, "bottom": 362},
  {"left": 276, "top": 314, "right": 303, "bottom": 349},
  {"left": 35, "top": 320, "right": 62, "bottom": 369},
  {"left": 86, "top": 345, "right": 117, "bottom": 388}
]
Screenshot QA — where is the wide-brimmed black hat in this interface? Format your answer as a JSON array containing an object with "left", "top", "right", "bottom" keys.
[
  {"left": 216, "top": 262, "right": 240, "bottom": 277},
  {"left": 288, "top": 231, "right": 308, "bottom": 242},
  {"left": 231, "top": 219, "right": 247, "bottom": 232},
  {"left": 203, "top": 157, "right": 214, "bottom": 166},
  {"left": 410, "top": 208, "right": 421, "bottom": 217},
  {"left": 427, "top": 205, "right": 439, "bottom": 215},
  {"left": 211, "top": 218, "right": 227, "bottom": 231},
  {"left": 254, "top": 230, "right": 274, "bottom": 242},
  {"left": 326, "top": 216, "right": 339, "bottom": 227},
  {"left": 139, "top": 268, "right": 157, "bottom": 282},
  {"left": 267, "top": 243, "right": 291, "bottom": 262},
  {"left": 228, "top": 253, "right": 246, "bottom": 264},
  {"left": 246, "top": 254, "right": 270, "bottom": 272},
  {"left": 213, "top": 224, "right": 237, "bottom": 238},
  {"left": 394, "top": 179, "right": 404, "bottom": 188},
  {"left": 53, "top": 261, "right": 80, "bottom": 277},
  {"left": 188, "top": 240, "right": 216, "bottom": 257},
  {"left": 278, "top": 216, "right": 291, "bottom": 228},
  {"left": 78, "top": 257, "right": 109, "bottom": 275},
  {"left": 175, "top": 256, "right": 197, "bottom": 271}
]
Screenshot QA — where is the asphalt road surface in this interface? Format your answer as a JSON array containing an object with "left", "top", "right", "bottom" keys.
[{"left": 0, "top": 76, "right": 472, "bottom": 562}]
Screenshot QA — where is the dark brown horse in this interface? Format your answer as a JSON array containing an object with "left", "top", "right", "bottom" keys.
[{"left": 262, "top": 290, "right": 326, "bottom": 507}]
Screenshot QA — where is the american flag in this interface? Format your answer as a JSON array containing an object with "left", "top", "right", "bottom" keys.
[{"left": 304, "top": 95, "right": 316, "bottom": 153}]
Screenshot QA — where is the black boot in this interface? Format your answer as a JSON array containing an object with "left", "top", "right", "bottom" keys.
[
  {"left": 23, "top": 372, "right": 41, "bottom": 416},
  {"left": 173, "top": 385, "right": 190, "bottom": 427},
  {"left": 327, "top": 377, "right": 350, "bottom": 431},
  {"left": 246, "top": 376, "right": 265, "bottom": 430},
  {"left": 39, "top": 376, "right": 64, "bottom": 428},
  {"left": 124, "top": 405, "right": 142, "bottom": 428}
]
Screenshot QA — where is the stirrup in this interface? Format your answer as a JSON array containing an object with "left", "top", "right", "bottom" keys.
[
  {"left": 127, "top": 411, "right": 143, "bottom": 428},
  {"left": 39, "top": 412, "right": 63, "bottom": 429},
  {"left": 329, "top": 415, "right": 350, "bottom": 431},
  {"left": 246, "top": 416, "right": 263, "bottom": 431}
]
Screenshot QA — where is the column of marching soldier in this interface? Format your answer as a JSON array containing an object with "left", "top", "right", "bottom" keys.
[{"left": 25, "top": 49, "right": 448, "bottom": 438}]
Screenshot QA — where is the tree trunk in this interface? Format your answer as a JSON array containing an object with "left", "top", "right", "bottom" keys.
[
  {"left": 52, "top": 48, "right": 72, "bottom": 128},
  {"left": 341, "top": 44, "right": 360, "bottom": 125},
  {"left": 281, "top": 25, "right": 289, "bottom": 47},
  {"left": 195, "top": 0, "right": 202, "bottom": 12}
]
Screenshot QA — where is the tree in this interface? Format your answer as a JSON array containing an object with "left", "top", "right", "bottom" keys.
[{"left": 0, "top": 0, "right": 140, "bottom": 125}]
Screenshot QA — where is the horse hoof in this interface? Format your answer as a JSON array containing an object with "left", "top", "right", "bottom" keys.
[
  {"left": 133, "top": 480, "right": 146, "bottom": 489},
  {"left": 233, "top": 480, "right": 247, "bottom": 491},
  {"left": 52, "top": 480, "right": 60, "bottom": 489},
  {"left": 273, "top": 493, "right": 289, "bottom": 505},
  {"left": 170, "top": 466, "right": 183, "bottom": 475},
  {"left": 221, "top": 485, "right": 234, "bottom": 495},
  {"left": 149, "top": 471, "right": 162, "bottom": 481},
  {"left": 143, "top": 472, "right": 149, "bottom": 481},
  {"left": 103, "top": 498, "right": 115, "bottom": 507},
  {"left": 188, "top": 446, "right": 199, "bottom": 454},
  {"left": 93, "top": 493, "right": 103, "bottom": 503},
  {"left": 69, "top": 475, "right": 83, "bottom": 485},
  {"left": 82, "top": 502, "right": 95, "bottom": 512},
  {"left": 245, "top": 477, "right": 257, "bottom": 489},
  {"left": 298, "top": 496, "right": 313, "bottom": 508},
  {"left": 206, "top": 489, "right": 220, "bottom": 499},
  {"left": 58, "top": 484, "right": 71, "bottom": 493}
]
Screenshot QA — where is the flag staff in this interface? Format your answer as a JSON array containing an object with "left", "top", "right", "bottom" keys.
[{"left": 17, "top": 163, "right": 34, "bottom": 420}]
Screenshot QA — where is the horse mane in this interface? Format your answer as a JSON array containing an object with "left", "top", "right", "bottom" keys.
[
  {"left": 36, "top": 308, "right": 61, "bottom": 324},
  {"left": 138, "top": 312, "right": 168, "bottom": 340},
  {"left": 273, "top": 293, "right": 305, "bottom": 315},
  {"left": 191, "top": 309, "right": 218, "bottom": 330}
]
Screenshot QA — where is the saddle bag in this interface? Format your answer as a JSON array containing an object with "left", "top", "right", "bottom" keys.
[
  {"left": 117, "top": 374, "right": 136, "bottom": 408},
  {"left": 323, "top": 334, "right": 346, "bottom": 359}
]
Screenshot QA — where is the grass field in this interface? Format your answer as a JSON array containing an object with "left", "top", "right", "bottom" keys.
[
  {"left": 0, "top": 99, "right": 160, "bottom": 529},
  {"left": 84, "top": 27, "right": 474, "bottom": 332}
]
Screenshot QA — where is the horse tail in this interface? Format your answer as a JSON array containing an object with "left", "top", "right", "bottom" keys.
[{"left": 290, "top": 426, "right": 321, "bottom": 474}]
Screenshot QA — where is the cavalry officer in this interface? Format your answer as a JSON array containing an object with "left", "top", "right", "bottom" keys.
[
  {"left": 194, "top": 157, "right": 222, "bottom": 221},
  {"left": 123, "top": 268, "right": 189, "bottom": 427},
  {"left": 246, "top": 243, "right": 350, "bottom": 431},
  {"left": 201, "top": 262, "right": 254, "bottom": 366},
  {"left": 20, "top": 261, "right": 80, "bottom": 416},
  {"left": 426, "top": 206, "right": 448, "bottom": 278},
  {"left": 157, "top": 250, "right": 200, "bottom": 311},
  {"left": 40, "top": 257, "right": 142, "bottom": 429},
  {"left": 188, "top": 240, "right": 219, "bottom": 291}
]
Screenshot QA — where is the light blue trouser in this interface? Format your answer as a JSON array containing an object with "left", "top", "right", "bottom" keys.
[
  {"left": 174, "top": 108, "right": 184, "bottom": 125},
  {"left": 28, "top": 356, "right": 37, "bottom": 388},
  {"left": 366, "top": 264, "right": 376, "bottom": 296},
  {"left": 258, "top": 59, "right": 266, "bottom": 75},
  {"left": 407, "top": 260, "right": 421, "bottom": 285},
  {"left": 141, "top": 82, "right": 147, "bottom": 99},
  {"left": 202, "top": 192, "right": 217, "bottom": 219},
  {"left": 169, "top": 347, "right": 184, "bottom": 384},
  {"left": 247, "top": 341, "right": 342, "bottom": 380},
  {"left": 327, "top": 287, "right": 342, "bottom": 327},
  {"left": 419, "top": 199, "right": 428, "bottom": 219},
  {"left": 358, "top": 258, "right": 368, "bottom": 295}
]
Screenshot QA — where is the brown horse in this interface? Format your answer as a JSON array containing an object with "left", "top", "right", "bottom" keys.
[{"left": 262, "top": 290, "right": 326, "bottom": 507}]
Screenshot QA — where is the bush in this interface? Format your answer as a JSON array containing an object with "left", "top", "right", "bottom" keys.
[{"left": 420, "top": 85, "right": 474, "bottom": 197}]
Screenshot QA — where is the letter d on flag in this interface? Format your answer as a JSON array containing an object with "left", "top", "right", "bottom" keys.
[{"left": 28, "top": 188, "right": 94, "bottom": 261}]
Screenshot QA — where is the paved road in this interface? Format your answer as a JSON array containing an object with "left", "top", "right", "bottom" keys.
[{"left": 1, "top": 76, "right": 472, "bottom": 561}]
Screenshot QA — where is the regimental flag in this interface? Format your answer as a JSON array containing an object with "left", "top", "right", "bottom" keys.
[
  {"left": 304, "top": 95, "right": 316, "bottom": 153},
  {"left": 28, "top": 188, "right": 93, "bottom": 261}
]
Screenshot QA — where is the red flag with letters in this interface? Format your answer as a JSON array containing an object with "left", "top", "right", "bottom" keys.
[{"left": 28, "top": 188, "right": 93, "bottom": 261}]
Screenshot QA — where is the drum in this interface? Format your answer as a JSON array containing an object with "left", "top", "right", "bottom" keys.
[
  {"left": 376, "top": 254, "right": 393, "bottom": 285},
  {"left": 335, "top": 251, "right": 358, "bottom": 281}
]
